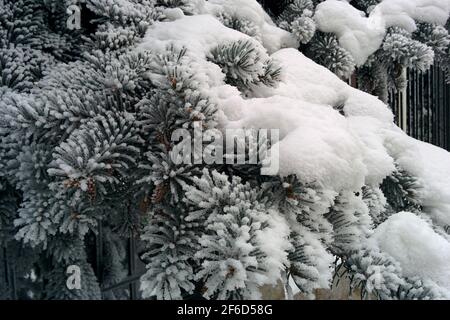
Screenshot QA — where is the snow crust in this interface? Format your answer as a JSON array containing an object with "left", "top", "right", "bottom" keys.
[{"left": 315, "top": 0, "right": 450, "bottom": 65}]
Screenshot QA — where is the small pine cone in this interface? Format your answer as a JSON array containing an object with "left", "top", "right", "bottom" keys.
[
  {"left": 87, "top": 178, "right": 96, "bottom": 202},
  {"left": 152, "top": 183, "right": 168, "bottom": 204},
  {"left": 139, "top": 195, "right": 151, "bottom": 214},
  {"left": 106, "top": 161, "right": 114, "bottom": 175},
  {"left": 156, "top": 131, "right": 171, "bottom": 151},
  {"left": 226, "top": 266, "right": 236, "bottom": 278},
  {"left": 286, "top": 185, "right": 297, "bottom": 200},
  {"left": 64, "top": 179, "right": 80, "bottom": 189},
  {"left": 70, "top": 212, "right": 80, "bottom": 220},
  {"left": 169, "top": 76, "right": 177, "bottom": 89}
]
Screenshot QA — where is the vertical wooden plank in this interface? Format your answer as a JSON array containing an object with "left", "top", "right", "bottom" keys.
[
  {"left": 435, "top": 64, "right": 440, "bottom": 146},
  {"left": 96, "top": 221, "right": 104, "bottom": 298},
  {"left": 419, "top": 71, "right": 424, "bottom": 140},
  {"left": 2, "top": 247, "right": 8, "bottom": 286},
  {"left": 401, "top": 68, "right": 408, "bottom": 131},
  {"left": 441, "top": 66, "right": 444, "bottom": 148},
  {"left": 416, "top": 69, "right": 420, "bottom": 139},
  {"left": 2, "top": 247, "right": 10, "bottom": 298},
  {"left": 442, "top": 72, "right": 450, "bottom": 150},
  {"left": 425, "top": 70, "right": 428, "bottom": 142},
  {"left": 447, "top": 81, "right": 450, "bottom": 151},
  {"left": 128, "top": 234, "right": 138, "bottom": 300},
  {"left": 432, "top": 66, "right": 437, "bottom": 145},
  {"left": 415, "top": 69, "right": 419, "bottom": 139},
  {"left": 427, "top": 67, "right": 432, "bottom": 143},
  {"left": 408, "top": 69, "right": 413, "bottom": 136},
  {"left": 447, "top": 78, "right": 450, "bottom": 151},
  {"left": 442, "top": 67, "right": 445, "bottom": 148},
  {"left": 438, "top": 66, "right": 444, "bottom": 147},
  {"left": 398, "top": 92, "right": 402, "bottom": 128},
  {"left": 10, "top": 263, "right": 17, "bottom": 300}
]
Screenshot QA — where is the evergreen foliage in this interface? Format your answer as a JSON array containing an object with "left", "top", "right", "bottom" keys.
[
  {"left": 273, "top": 0, "right": 450, "bottom": 101},
  {"left": 0, "top": 0, "right": 448, "bottom": 301}
]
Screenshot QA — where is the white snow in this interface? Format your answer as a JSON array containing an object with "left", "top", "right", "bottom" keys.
[
  {"left": 373, "top": 212, "right": 450, "bottom": 291},
  {"left": 138, "top": 4, "right": 448, "bottom": 195},
  {"left": 137, "top": 0, "right": 450, "bottom": 293},
  {"left": 153, "top": 0, "right": 297, "bottom": 55},
  {"left": 251, "top": 49, "right": 395, "bottom": 188},
  {"left": 226, "top": 94, "right": 368, "bottom": 191},
  {"left": 314, "top": 0, "right": 450, "bottom": 65},
  {"left": 204, "top": 0, "right": 298, "bottom": 53},
  {"left": 140, "top": 15, "right": 249, "bottom": 59},
  {"left": 414, "top": 142, "right": 450, "bottom": 228},
  {"left": 384, "top": 133, "right": 450, "bottom": 228},
  {"left": 257, "top": 209, "right": 293, "bottom": 285},
  {"left": 373, "top": 0, "right": 450, "bottom": 31},
  {"left": 254, "top": 48, "right": 394, "bottom": 124},
  {"left": 314, "top": 0, "right": 385, "bottom": 66}
]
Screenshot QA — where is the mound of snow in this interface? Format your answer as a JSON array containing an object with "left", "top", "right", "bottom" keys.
[
  {"left": 315, "top": 0, "right": 450, "bottom": 65},
  {"left": 139, "top": 15, "right": 390, "bottom": 191},
  {"left": 153, "top": 0, "right": 297, "bottom": 55},
  {"left": 136, "top": 0, "right": 450, "bottom": 295},
  {"left": 373, "top": 212, "right": 450, "bottom": 290},
  {"left": 226, "top": 94, "right": 368, "bottom": 190},
  {"left": 140, "top": 15, "right": 249, "bottom": 58},
  {"left": 205, "top": 0, "right": 298, "bottom": 53},
  {"left": 414, "top": 142, "right": 450, "bottom": 227},
  {"left": 381, "top": 129, "right": 450, "bottom": 228},
  {"left": 253, "top": 48, "right": 396, "bottom": 187},
  {"left": 255, "top": 48, "right": 394, "bottom": 124},
  {"left": 373, "top": 0, "right": 450, "bottom": 30},
  {"left": 314, "top": 0, "right": 385, "bottom": 65},
  {"left": 138, "top": 4, "right": 450, "bottom": 196}
]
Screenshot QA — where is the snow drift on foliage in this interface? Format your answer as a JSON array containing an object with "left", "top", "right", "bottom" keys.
[
  {"left": 384, "top": 134, "right": 450, "bottom": 228},
  {"left": 387, "top": 133, "right": 450, "bottom": 227},
  {"left": 139, "top": 14, "right": 398, "bottom": 191},
  {"left": 414, "top": 142, "right": 450, "bottom": 227},
  {"left": 227, "top": 94, "right": 368, "bottom": 190},
  {"left": 315, "top": 0, "right": 450, "bottom": 65},
  {"left": 139, "top": 0, "right": 450, "bottom": 206},
  {"left": 374, "top": 0, "right": 450, "bottom": 29},
  {"left": 314, "top": 0, "right": 385, "bottom": 65},
  {"left": 138, "top": 0, "right": 450, "bottom": 294},
  {"left": 373, "top": 212, "right": 450, "bottom": 291},
  {"left": 205, "top": 0, "right": 297, "bottom": 53}
]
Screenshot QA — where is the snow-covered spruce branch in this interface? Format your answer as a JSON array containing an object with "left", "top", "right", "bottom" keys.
[{"left": 0, "top": 0, "right": 449, "bottom": 300}]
